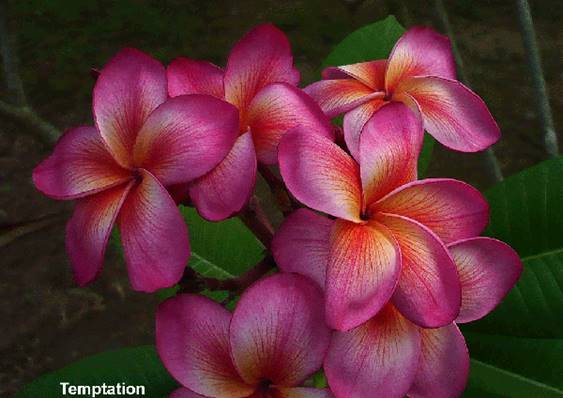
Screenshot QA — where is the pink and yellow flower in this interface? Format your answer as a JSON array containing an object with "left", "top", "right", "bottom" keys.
[
  {"left": 167, "top": 24, "right": 333, "bottom": 221},
  {"left": 274, "top": 102, "right": 491, "bottom": 331},
  {"left": 156, "top": 273, "right": 333, "bottom": 398},
  {"left": 305, "top": 27, "right": 500, "bottom": 157},
  {"left": 33, "top": 48, "right": 240, "bottom": 292}
]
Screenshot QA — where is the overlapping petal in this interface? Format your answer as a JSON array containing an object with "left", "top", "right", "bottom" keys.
[
  {"left": 395, "top": 76, "right": 500, "bottom": 151},
  {"left": 189, "top": 132, "right": 257, "bottom": 221},
  {"left": 274, "top": 387, "right": 334, "bottom": 398},
  {"left": 246, "top": 83, "right": 333, "bottom": 164},
  {"left": 279, "top": 131, "right": 362, "bottom": 222},
  {"left": 304, "top": 79, "right": 380, "bottom": 117},
  {"left": 133, "top": 95, "right": 239, "bottom": 186},
  {"left": 229, "top": 274, "right": 330, "bottom": 387},
  {"left": 325, "top": 305, "right": 421, "bottom": 398},
  {"left": 167, "top": 57, "right": 225, "bottom": 98},
  {"left": 33, "top": 126, "right": 131, "bottom": 200},
  {"left": 343, "top": 98, "right": 386, "bottom": 160},
  {"left": 272, "top": 208, "right": 332, "bottom": 288},
  {"left": 377, "top": 214, "right": 461, "bottom": 327},
  {"left": 449, "top": 237, "right": 523, "bottom": 324},
  {"left": 156, "top": 294, "right": 252, "bottom": 398},
  {"left": 373, "top": 179, "right": 489, "bottom": 243},
  {"left": 93, "top": 48, "right": 167, "bottom": 167},
  {"left": 326, "top": 220, "right": 401, "bottom": 331},
  {"left": 323, "top": 60, "right": 387, "bottom": 90},
  {"left": 118, "top": 169, "right": 189, "bottom": 292}
]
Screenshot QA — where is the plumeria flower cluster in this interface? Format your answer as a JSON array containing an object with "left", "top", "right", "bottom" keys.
[{"left": 33, "top": 23, "right": 522, "bottom": 398}]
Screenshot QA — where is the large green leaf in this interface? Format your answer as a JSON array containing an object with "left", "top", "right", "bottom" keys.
[{"left": 16, "top": 346, "right": 177, "bottom": 397}]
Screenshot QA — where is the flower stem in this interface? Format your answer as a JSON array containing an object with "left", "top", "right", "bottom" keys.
[
  {"left": 258, "top": 165, "right": 299, "bottom": 217},
  {"left": 238, "top": 195, "right": 274, "bottom": 248}
]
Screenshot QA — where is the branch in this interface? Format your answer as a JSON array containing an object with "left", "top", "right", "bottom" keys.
[
  {"left": 258, "top": 165, "right": 299, "bottom": 216},
  {"left": 0, "top": 212, "right": 66, "bottom": 248},
  {"left": 0, "top": 99, "right": 60, "bottom": 145},
  {"left": 239, "top": 196, "right": 274, "bottom": 248}
]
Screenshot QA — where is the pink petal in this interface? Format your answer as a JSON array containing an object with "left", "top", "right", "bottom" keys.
[
  {"left": 224, "top": 24, "right": 299, "bottom": 126},
  {"left": 377, "top": 213, "right": 461, "bottom": 327},
  {"left": 342, "top": 98, "right": 387, "bottom": 160},
  {"left": 247, "top": 83, "right": 333, "bottom": 164},
  {"left": 360, "top": 102, "right": 423, "bottom": 206},
  {"left": 93, "top": 48, "right": 167, "bottom": 168},
  {"left": 66, "top": 183, "right": 132, "bottom": 286},
  {"left": 449, "top": 237, "right": 523, "bottom": 324},
  {"left": 325, "top": 305, "right": 421, "bottom": 398},
  {"left": 304, "top": 79, "right": 380, "bottom": 118},
  {"left": 229, "top": 273, "right": 331, "bottom": 387},
  {"left": 118, "top": 169, "right": 189, "bottom": 292},
  {"left": 33, "top": 126, "right": 132, "bottom": 200},
  {"left": 156, "top": 294, "right": 253, "bottom": 398},
  {"left": 274, "top": 387, "right": 334, "bottom": 398},
  {"left": 133, "top": 95, "right": 239, "bottom": 186},
  {"left": 168, "top": 388, "right": 208, "bottom": 398},
  {"left": 326, "top": 219, "right": 401, "bottom": 331},
  {"left": 167, "top": 57, "right": 224, "bottom": 98},
  {"left": 408, "top": 323, "right": 469, "bottom": 398},
  {"left": 272, "top": 208, "right": 332, "bottom": 288},
  {"left": 385, "top": 27, "right": 456, "bottom": 94},
  {"left": 395, "top": 76, "right": 500, "bottom": 152},
  {"left": 373, "top": 178, "right": 489, "bottom": 244},
  {"left": 188, "top": 132, "right": 257, "bottom": 221},
  {"left": 278, "top": 130, "right": 362, "bottom": 222},
  {"left": 323, "top": 60, "right": 387, "bottom": 90}
]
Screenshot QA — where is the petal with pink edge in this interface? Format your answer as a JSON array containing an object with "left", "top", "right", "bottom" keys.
[
  {"left": 377, "top": 213, "right": 461, "bottom": 327},
  {"left": 325, "top": 304, "right": 421, "bottom": 398},
  {"left": 385, "top": 27, "right": 456, "bottom": 93},
  {"left": 156, "top": 295, "right": 253, "bottom": 398},
  {"left": 66, "top": 182, "right": 132, "bottom": 286},
  {"left": 360, "top": 102, "right": 423, "bottom": 205},
  {"left": 343, "top": 98, "right": 387, "bottom": 160},
  {"left": 230, "top": 273, "right": 331, "bottom": 387},
  {"left": 189, "top": 132, "right": 257, "bottom": 221},
  {"left": 278, "top": 130, "right": 362, "bottom": 222},
  {"left": 133, "top": 95, "right": 239, "bottom": 186},
  {"left": 93, "top": 48, "right": 167, "bottom": 167},
  {"left": 449, "top": 237, "right": 523, "bottom": 324},
  {"left": 169, "top": 388, "right": 209, "bottom": 398},
  {"left": 272, "top": 208, "right": 332, "bottom": 288},
  {"left": 326, "top": 219, "right": 401, "bottom": 331},
  {"left": 247, "top": 83, "right": 333, "bottom": 164},
  {"left": 167, "top": 57, "right": 224, "bottom": 98},
  {"left": 118, "top": 169, "right": 189, "bottom": 292},
  {"left": 408, "top": 323, "right": 469, "bottom": 398},
  {"left": 224, "top": 24, "right": 299, "bottom": 125},
  {"left": 373, "top": 178, "right": 489, "bottom": 244},
  {"left": 33, "top": 126, "right": 131, "bottom": 200},
  {"left": 274, "top": 387, "right": 334, "bottom": 398},
  {"left": 323, "top": 60, "right": 387, "bottom": 90},
  {"left": 395, "top": 76, "right": 500, "bottom": 152}
]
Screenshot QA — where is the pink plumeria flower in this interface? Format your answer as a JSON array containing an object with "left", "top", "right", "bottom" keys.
[
  {"left": 274, "top": 102, "right": 491, "bottom": 331},
  {"left": 323, "top": 237, "right": 522, "bottom": 398},
  {"left": 33, "top": 48, "right": 239, "bottom": 292},
  {"left": 166, "top": 24, "right": 333, "bottom": 221},
  {"left": 305, "top": 27, "right": 500, "bottom": 158},
  {"left": 156, "top": 273, "right": 333, "bottom": 398}
]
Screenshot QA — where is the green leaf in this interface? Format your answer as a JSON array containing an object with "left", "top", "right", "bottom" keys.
[
  {"left": 418, "top": 135, "right": 435, "bottom": 177},
  {"left": 16, "top": 346, "right": 177, "bottom": 397}
]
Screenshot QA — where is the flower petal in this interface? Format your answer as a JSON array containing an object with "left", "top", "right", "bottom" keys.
[
  {"left": 156, "top": 294, "right": 253, "bottom": 398},
  {"left": 373, "top": 178, "right": 489, "bottom": 244},
  {"left": 377, "top": 213, "right": 461, "bottom": 327},
  {"left": 323, "top": 60, "right": 387, "bottom": 91},
  {"left": 167, "top": 57, "right": 225, "bottom": 98},
  {"left": 449, "top": 237, "right": 523, "bottom": 324},
  {"left": 188, "top": 132, "right": 257, "bottom": 221},
  {"left": 342, "top": 98, "right": 386, "bottom": 160},
  {"left": 169, "top": 388, "right": 208, "bottom": 398},
  {"left": 133, "top": 95, "right": 239, "bottom": 186},
  {"left": 360, "top": 102, "right": 423, "bottom": 205},
  {"left": 93, "top": 48, "right": 167, "bottom": 167},
  {"left": 385, "top": 27, "right": 456, "bottom": 93},
  {"left": 224, "top": 24, "right": 299, "bottom": 126},
  {"left": 272, "top": 208, "right": 332, "bottom": 288},
  {"left": 395, "top": 76, "right": 500, "bottom": 152},
  {"left": 278, "top": 130, "right": 362, "bottom": 222},
  {"left": 408, "top": 323, "right": 469, "bottom": 398},
  {"left": 33, "top": 126, "right": 132, "bottom": 200},
  {"left": 326, "top": 219, "right": 401, "bottom": 331},
  {"left": 325, "top": 304, "right": 421, "bottom": 398},
  {"left": 247, "top": 83, "right": 333, "bottom": 164},
  {"left": 66, "top": 183, "right": 132, "bottom": 286},
  {"left": 230, "top": 273, "right": 331, "bottom": 387},
  {"left": 274, "top": 387, "right": 334, "bottom": 398},
  {"left": 118, "top": 169, "right": 189, "bottom": 292}
]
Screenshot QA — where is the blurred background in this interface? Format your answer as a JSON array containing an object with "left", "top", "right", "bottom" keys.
[{"left": 0, "top": 0, "right": 560, "bottom": 396}]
